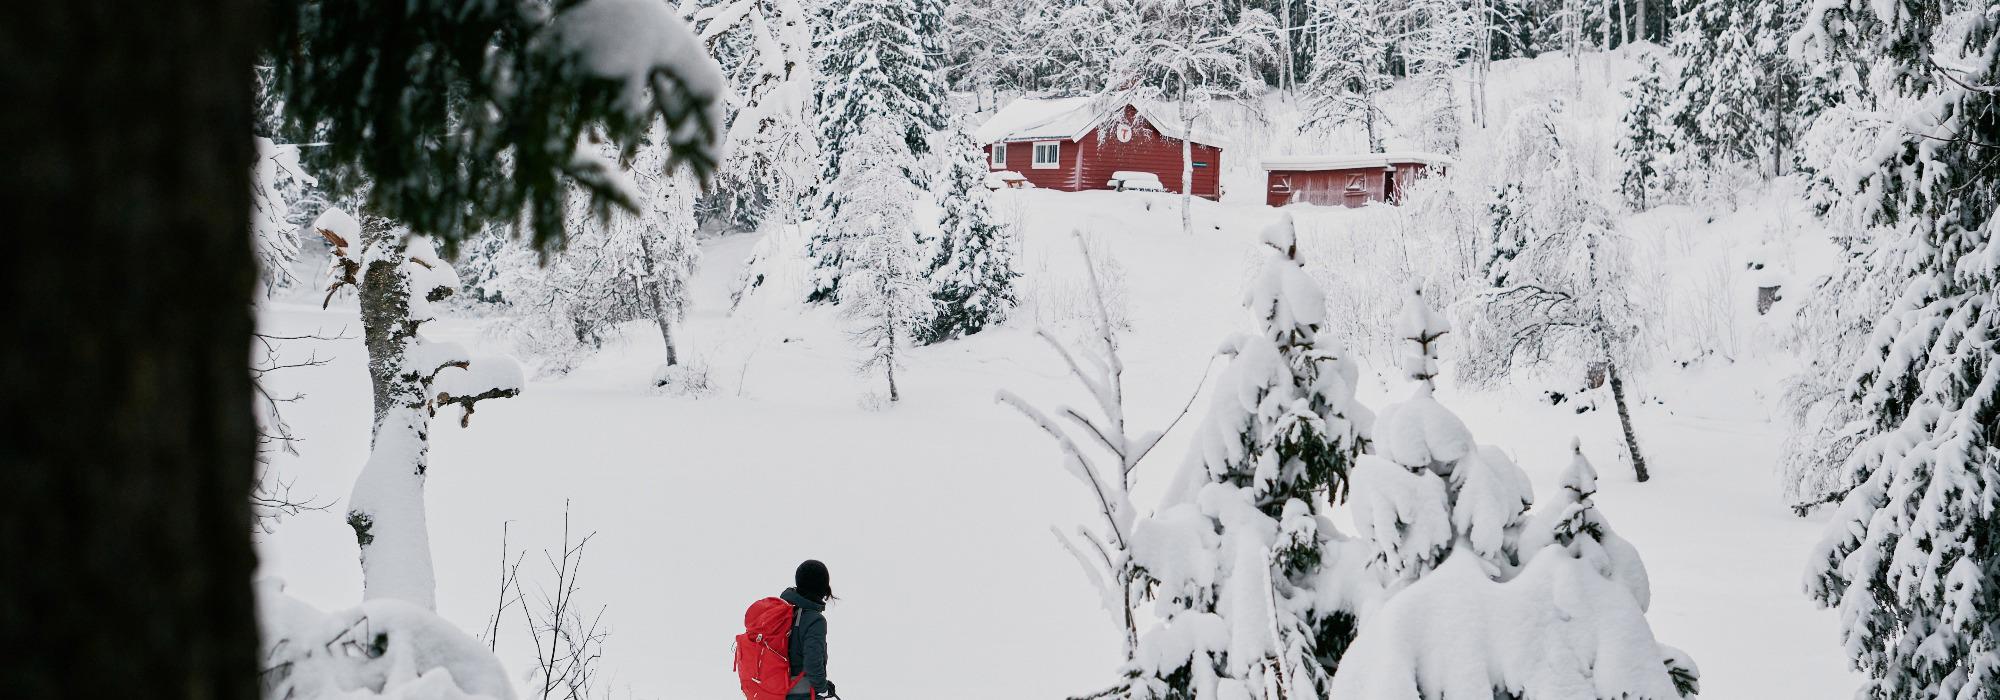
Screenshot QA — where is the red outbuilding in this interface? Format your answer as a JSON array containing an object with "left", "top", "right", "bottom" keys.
[
  {"left": 1262, "top": 152, "right": 1453, "bottom": 208},
  {"left": 976, "top": 98, "right": 1223, "bottom": 199}
]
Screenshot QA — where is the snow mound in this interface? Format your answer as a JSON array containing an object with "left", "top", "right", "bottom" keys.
[
  {"left": 314, "top": 207, "right": 362, "bottom": 246},
  {"left": 1327, "top": 552, "right": 1686, "bottom": 700},
  {"left": 257, "top": 579, "right": 516, "bottom": 700},
  {"left": 1349, "top": 455, "right": 1453, "bottom": 580},
  {"left": 1372, "top": 389, "right": 1474, "bottom": 473},
  {"left": 984, "top": 170, "right": 1032, "bottom": 189}
]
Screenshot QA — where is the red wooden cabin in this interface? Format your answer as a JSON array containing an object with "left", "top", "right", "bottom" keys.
[
  {"left": 1262, "top": 153, "right": 1453, "bottom": 208},
  {"left": 977, "top": 98, "right": 1223, "bottom": 199}
]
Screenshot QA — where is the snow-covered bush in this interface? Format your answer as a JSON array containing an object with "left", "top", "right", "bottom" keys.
[
  {"left": 652, "top": 360, "right": 717, "bottom": 398},
  {"left": 258, "top": 579, "right": 516, "bottom": 700},
  {"left": 1000, "top": 229, "right": 1175, "bottom": 696},
  {"left": 1327, "top": 549, "right": 1693, "bottom": 700},
  {"left": 1026, "top": 231, "right": 1132, "bottom": 336},
  {"left": 1331, "top": 292, "right": 1694, "bottom": 699}
]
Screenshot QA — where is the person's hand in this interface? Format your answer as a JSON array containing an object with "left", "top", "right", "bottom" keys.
[{"left": 819, "top": 681, "right": 837, "bottom": 699}]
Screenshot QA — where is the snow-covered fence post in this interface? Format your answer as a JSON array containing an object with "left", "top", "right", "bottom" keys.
[{"left": 317, "top": 208, "right": 524, "bottom": 609}]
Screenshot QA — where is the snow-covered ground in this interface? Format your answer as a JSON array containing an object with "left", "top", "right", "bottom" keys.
[{"left": 258, "top": 184, "right": 1860, "bottom": 699}]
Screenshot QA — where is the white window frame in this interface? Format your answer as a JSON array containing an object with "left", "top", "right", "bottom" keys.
[
  {"left": 1032, "top": 141, "right": 1062, "bottom": 170},
  {"left": 1344, "top": 174, "right": 1366, "bottom": 192},
  {"left": 991, "top": 143, "right": 1007, "bottom": 169}
]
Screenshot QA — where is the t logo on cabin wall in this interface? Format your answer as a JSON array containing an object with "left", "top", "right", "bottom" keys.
[{"left": 1115, "top": 124, "right": 1133, "bottom": 143}]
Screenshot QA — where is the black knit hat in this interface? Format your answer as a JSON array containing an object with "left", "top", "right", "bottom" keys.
[{"left": 795, "top": 559, "right": 832, "bottom": 602}]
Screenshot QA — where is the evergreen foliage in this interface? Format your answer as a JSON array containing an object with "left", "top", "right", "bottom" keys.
[
  {"left": 919, "top": 123, "right": 1019, "bottom": 344},
  {"left": 1617, "top": 52, "right": 1675, "bottom": 210},
  {"left": 807, "top": 0, "right": 948, "bottom": 302},
  {"left": 691, "top": 0, "right": 818, "bottom": 233},
  {"left": 1129, "top": 215, "right": 1370, "bottom": 699},
  {"left": 269, "top": 0, "right": 725, "bottom": 254},
  {"left": 1662, "top": 0, "right": 1810, "bottom": 178},
  {"left": 828, "top": 117, "right": 932, "bottom": 402},
  {"left": 1332, "top": 293, "right": 1692, "bottom": 700},
  {"left": 1798, "top": 0, "right": 2000, "bottom": 692}
]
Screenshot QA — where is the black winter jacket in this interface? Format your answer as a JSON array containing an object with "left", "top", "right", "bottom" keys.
[{"left": 781, "top": 587, "right": 830, "bottom": 697}]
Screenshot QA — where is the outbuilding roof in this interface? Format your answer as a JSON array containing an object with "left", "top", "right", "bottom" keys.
[
  {"left": 975, "top": 97, "right": 1214, "bottom": 145},
  {"left": 1259, "top": 152, "right": 1456, "bottom": 171}
]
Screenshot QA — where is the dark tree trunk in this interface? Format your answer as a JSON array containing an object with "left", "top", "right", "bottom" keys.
[
  {"left": 1600, "top": 350, "right": 1652, "bottom": 482},
  {"left": 0, "top": 1, "right": 263, "bottom": 698}
]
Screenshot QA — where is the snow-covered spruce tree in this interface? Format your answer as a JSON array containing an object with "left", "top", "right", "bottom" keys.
[
  {"left": 1661, "top": 0, "right": 1809, "bottom": 180},
  {"left": 691, "top": 0, "right": 817, "bottom": 234},
  {"left": 1332, "top": 292, "right": 1695, "bottom": 699},
  {"left": 1104, "top": 0, "right": 1274, "bottom": 235},
  {"left": 316, "top": 208, "right": 524, "bottom": 609},
  {"left": 1129, "top": 215, "right": 1371, "bottom": 699},
  {"left": 918, "top": 121, "right": 1019, "bottom": 344},
  {"left": 1617, "top": 52, "right": 1675, "bottom": 211},
  {"left": 829, "top": 116, "right": 931, "bottom": 403},
  {"left": 997, "top": 233, "right": 1159, "bottom": 693},
  {"left": 1517, "top": 442, "right": 1656, "bottom": 615},
  {"left": 1335, "top": 444, "right": 1698, "bottom": 698},
  {"left": 1302, "top": 0, "right": 1393, "bottom": 152},
  {"left": 805, "top": 0, "right": 949, "bottom": 302},
  {"left": 1776, "top": 226, "right": 1899, "bottom": 511},
  {"left": 1795, "top": 0, "right": 2000, "bottom": 693},
  {"left": 1351, "top": 288, "right": 1533, "bottom": 587},
  {"left": 1467, "top": 100, "right": 1654, "bottom": 482}
]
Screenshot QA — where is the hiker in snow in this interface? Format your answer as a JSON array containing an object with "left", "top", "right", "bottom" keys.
[
  {"left": 783, "top": 560, "right": 836, "bottom": 700},
  {"left": 735, "top": 560, "right": 838, "bottom": 700}
]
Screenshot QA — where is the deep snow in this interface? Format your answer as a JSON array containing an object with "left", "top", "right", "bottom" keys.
[{"left": 257, "top": 181, "right": 1860, "bottom": 698}]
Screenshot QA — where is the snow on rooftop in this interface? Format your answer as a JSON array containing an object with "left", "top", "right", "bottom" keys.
[
  {"left": 973, "top": 97, "right": 1103, "bottom": 143},
  {"left": 1259, "top": 151, "right": 1456, "bottom": 171},
  {"left": 974, "top": 97, "right": 1217, "bottom": 145}
]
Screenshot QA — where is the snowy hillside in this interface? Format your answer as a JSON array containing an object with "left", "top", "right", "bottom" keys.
[
  {"left": 257, "top": 168, "right": 1861, "bottom": 697},
  {"left": 21, "top": 0, "right": 2000, "bottom": 695}
]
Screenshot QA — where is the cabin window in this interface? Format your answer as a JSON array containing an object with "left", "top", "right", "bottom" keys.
[
  {"left": 1032, "top": 141, "right": 1061, "bottom": 169},
  {"left": 991, "top": 143, "right": 1007, "bottom": 169},
  {"left": 1345, "top": 174, "right": 1366, "bottom": 192}
]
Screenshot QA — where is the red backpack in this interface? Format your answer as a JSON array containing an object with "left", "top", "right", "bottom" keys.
[{"left": 733, "top": 597, "right": 804, "bottom": 700}]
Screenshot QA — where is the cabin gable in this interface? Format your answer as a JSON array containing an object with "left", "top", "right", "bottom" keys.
[{"left": 980, "top": 102, "right": 1222, "bottom": 199}]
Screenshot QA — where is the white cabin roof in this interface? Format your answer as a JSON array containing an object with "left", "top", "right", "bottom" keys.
[
  {"left": 975, "top": 97, "right": 1212, "bottom": 145},
  {"left": 1259, "top": 152, "right": 1455, "bottom": 171}
]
